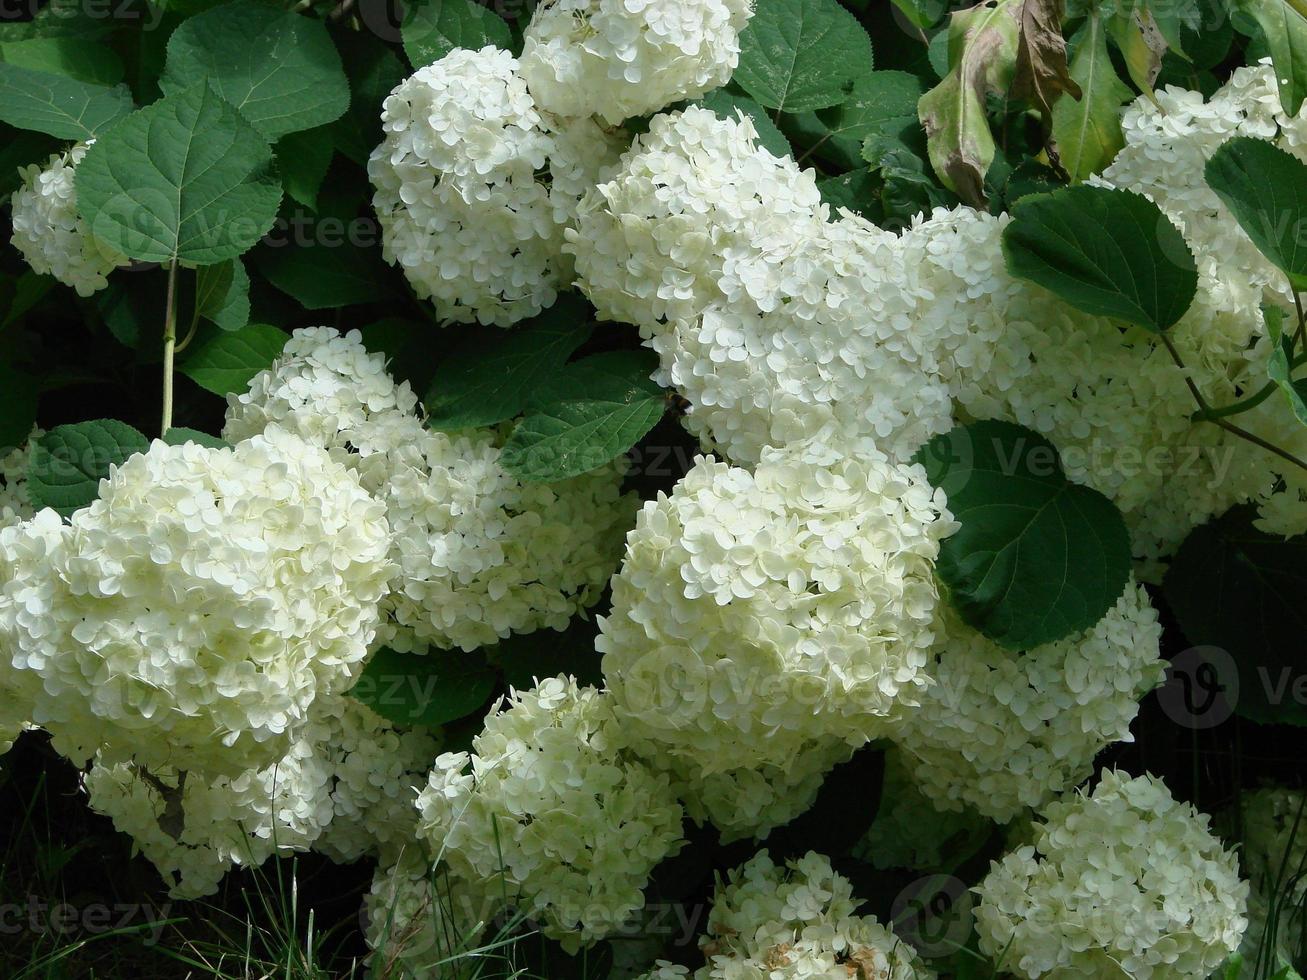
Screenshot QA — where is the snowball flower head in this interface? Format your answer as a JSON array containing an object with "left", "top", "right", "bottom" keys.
[
  {"left": 599, "top": 447, "right": 954, "bottom": 779},
  {"left": 9, "top": 142, "right": 129, "bottom": 296},
  {"left": 415, "top": 676, "right": 686, "bottom": 951},
  {"left": 695, "top": 850, "right": 934, "bottom": 979},
  {"left": 893, "top": 580, "right": 1165, "bottom": 821},
  {"left": 369, "top": 46, "right": 625, "bottom": 325},
  {"left": 0, "top": 428, "right": 393, "bottom": 776},
  {"left": 974, "top": 770, "right": 1248, "bottom": 979},
  {"left": 521, "top": 0, "right": 754, "bottom": 124},
  {"left": 226, "top": 327, "right": 637, "bottom": 653}
]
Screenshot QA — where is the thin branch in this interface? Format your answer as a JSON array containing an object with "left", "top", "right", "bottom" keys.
[{"left": 160, "top": 259, "right": 179, "bottom": 437}]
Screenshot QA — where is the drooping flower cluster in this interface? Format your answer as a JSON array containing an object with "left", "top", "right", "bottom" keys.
[
  {"left": 520, "top": 0, "right": 753, "bottom": 125},
  {"left": 85, "top": 694, "right": 438, "bottom": 899},
  {"left": 0, "top": 428, "right": 393, "bottom": 776},
  {"left": 892, "top": 580, "right": 1165, "bottom": 821},
  {"left": 368, "top": 46, "right": 626, "bottom": 326},
  {"left": 414, "top": 676, "right": 686, "bottom": 950},
  {"left": 569, "top": 108, "right": 955, "bottom": 465},
  {"left": 666, "top": 850, "right": 933, "bottom": 979},
  {"left": 974, "top": 771, "right": 1248, "bottom": 979},
  {"left": 9, "top": 142, "right": 129, "bottom": 297},
  {"left": 599, "top": 446, "right": 954, "bottom": 823},
  {"left": 227, "top": 328, "right": 636, "bottom": 653}
]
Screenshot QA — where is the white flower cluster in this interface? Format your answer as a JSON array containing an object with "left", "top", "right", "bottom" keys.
[
  {"left": 85, "top": 694, "right": 438, "bottom": 899},
  {"left": 9, "top": 142, "right": 129, "bottom": 297},
  {"left": 892, "top": 580, "right": 1164, "bottom": 821},
  {"left": 0, "top": 428, "right": 393, "bottom": 776},
  {"left": 682, "top": 850, "right": 933, "bottom": 979},
  {"left": 226, "top": 327, "right": 636, "bottom": 653},
  {"left": 521, "top": 0, "right": 753, "bottom": 125},
  {"left": 368, "top": 46, "right": 626, "bottom": 326},
  {"left": 0, "top": 427, "right": 39, "bottom": 530},
  {"left": 974, "top": 770, "right": 1248, "bottom": 979},
  {"left": 599, "top": 446, "right": 954, "bottom": 832},
  {"left": 853, "top": 749, "right": 991, "bottom": 872},
  {"left": 569, "top": 109, "right": 955, "bottom": 465},
  {"left": 414, "top": 676, "right": 686, "bottom": 951}
]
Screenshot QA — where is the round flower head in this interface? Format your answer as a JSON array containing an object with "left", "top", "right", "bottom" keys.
[
  {"left": 520, "top": 0, "right": 753, "bottom": 124},
  {"left": 974, "top": 770, "right": 1249, "bottom": 979},
  {"left": 365, "top": 849, "right": 502, "bottom": 978},
  {"left": 854, "top": 748, "right": 992, "bottom": 872},
  {"left": 0, "top": 427, "right": 40, "bottom": 529},
  {"left": 0, "top": 428, "right": 393, "bottom": 776},
  {"left": 599, "top": 447, "right": 954, "bottom": 778},
  {"left": 893, "top": 580, "right": 1165, "bottom": 821},
  {"left": 226, "top": 327, "right": 638, "bottom": 654},
  {"left": 568, "top": 106, "right": 827, "bottom": 332},
  {"left": 368, "top": 46, "right": 626, "bottom": 326},
  {"left": 697, "top": 850, "right": 934, "bottom": 979},
  {"left": 9, "top": 142, "right": 129, "bottom": 297},
  {"left": 414, "top": 676, "right": 686, "bottom": 951}
]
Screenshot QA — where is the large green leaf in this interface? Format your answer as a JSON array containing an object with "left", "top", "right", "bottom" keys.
[
  {"left": 194, "top": 259, "right": 250, "bottom": 332},
  {"left": 276, "top": 125, "right": 335, "bottom": 210},
  {"left": 1003, "top": 185, "right": 1197, "bottom": 332},
  {"left": 332, "top": 33, "right": 405, "bottom": 166},
  {"left": 501, "top": 350, "right": 667, "bottom": 482},
  {"left": 1231, "top": 0, "right": 1307, "bottom": 116},
  {"left": 255, "top": 239, "right": 387, "bottom": 310},
  {"left": 915, "top": 420, "right": 1131, "bottom": 650},
  {"left": 813, "top": 70, "right": 925, "bottom": 163},
  {"left": 1051, "top": 12, "right": 1132, "bottom": 182},
  {"left": 350, "top": 647, "right": 496, "bottom": 728},
  {"left": 0, "top": 37, "right": 123, "bottom": 85},
  {"left": 735, "top": 0, "right": 875, "bottom": 113},
  {"left": 1205, "top": 137, "right": 1307, "bottom": 291},
  {"left": 401, "top": 0, "right": 512, "bottom": 69},
  {"left": 1164, "top": 506, "right": 1307, "bottom": 725},
  {"left": 0, "top": 62, "right": 132, "bottom": 140},
  {"left": 179, "top": 322, "right": 288, "bottom": 396},
  {"left": 160, "top": 0, "right": 349, "bottom": 140},
  {"left": 76, "top": 83, "right": 283, "bottom": 265},
  {"left": 27, "top": 419, "right": 151, "bottom": 518},
  {"left": 918, "top": 0, "right": 1020, "bottom": 206},
  {"left": 425, "top": 298, "right": 594, "bottom": 431}
]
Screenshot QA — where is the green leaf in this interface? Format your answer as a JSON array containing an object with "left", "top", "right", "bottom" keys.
[
  {"left": 426, "top": 298, "right": 594, "bottom": 430},
  {"left": 76, "top": 83, "right": 283, "bottom": 265},
  {"left": 1052, "top": 12, "right": 1132, "bottom": 182},
  {"left": 350, "top": 647, "right": 496, "bottom": 728},
  {"left": 1002, "top": 184, "right": 1197, "bottom": 332},
  {"left": 735, "top": 0, "right": 875, "bottom": 113},
  {"left": 0, "top": 37, "right": 124, "bottom": 85},
  {"left": 401, "top": 0, "right": 512, "bottom": 69},
  {"left": 179, "top": 322, "right": 288, "bottom": 396},
  {"left": 276, "top": 126, "right": 335, "bottom": 210},
  {"left": 1164, "top": 505, "right": 1307, "bottom": 725},
  {"left": 489, "top": 618, "right": 604, "bottom": 691},
  {"left": 160, "top": 0, "right": 349, "bottom": 140},
  {"left": 501, "top": 350, "right": 667, "bottom": 482},
  {"left": 162, "top": 427, "right": 228, "bottom": 449},
  {"left": 814, "top": 70, "right": 925, "bottom": 163},
  {"left": 696, "top": 90, "right": 791, "bottom": 159},
  {"left": 1231, "top": 0, "right": 1307, "bottom": 116},
  {"left": 0, "top": 63, "right": 133, "bottom": 140},
  {"left": 918, "top": 0, "right": 1020, "bottom": 206},
  {"left": 914, "top": 420, "right": 1131, "bottom": 650},
  {"left": 818, "top": 170, "right": 882, "bottom": 221},
  {"left": 891, "top": 0, "right": 949, "bottom": 29},
  {"left": 27, "top": 419, "right": 150, "bottom": 518},
  {"left": 194, "top": 259, "right": 250, "bottom": 332},
  {"left": 1205, "top": 137, "right": 1307, "bottom": 291},
  {"left": 863, "top": 135, "right": 959, "bottom": 228},
  {"left": 1263, "top": 305, "right": 1307, "bottom": 425},
  {"left": 255, "top": 239, "right": 387, "bottom": 311},
  {"left": 332, "top": 34, "right": 405, "bottom": 166}
]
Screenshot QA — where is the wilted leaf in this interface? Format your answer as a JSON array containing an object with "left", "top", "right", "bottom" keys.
[{"left": 1010, "top": 0, "right": 1080, "bottom": 118}]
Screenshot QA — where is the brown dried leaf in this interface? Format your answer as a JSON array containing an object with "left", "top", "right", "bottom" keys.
[{"left": 1011, "top": 0, "right": 1081, "bottom": 117}]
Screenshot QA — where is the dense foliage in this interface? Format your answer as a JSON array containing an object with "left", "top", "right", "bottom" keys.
[{"left": 2, "top": 0, "right": 1307, "bottom": 976}]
